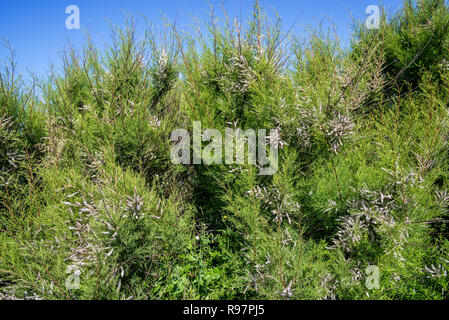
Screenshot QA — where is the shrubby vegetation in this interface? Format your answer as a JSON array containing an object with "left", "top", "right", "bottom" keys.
[{"left": 1, "top": 0, "right": 449, "bottom": 300}]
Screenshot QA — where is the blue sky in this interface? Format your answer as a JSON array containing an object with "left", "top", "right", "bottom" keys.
[{"left": 0, "top": 0, "right": 404, "bottom": 82}]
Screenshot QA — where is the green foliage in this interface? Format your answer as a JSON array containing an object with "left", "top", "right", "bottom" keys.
[{"left": 1, "top": 0, "right": 449, "bottom": 300}]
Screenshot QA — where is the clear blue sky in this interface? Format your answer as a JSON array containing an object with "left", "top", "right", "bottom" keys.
[{"left": 0, "top": 0, "right": 404, "bottom": 82}]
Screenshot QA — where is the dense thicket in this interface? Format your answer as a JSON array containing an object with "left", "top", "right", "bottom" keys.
[{"left": 1, "top": 0, "right": 448, "bottom": 300}]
